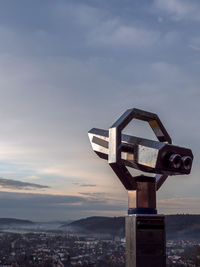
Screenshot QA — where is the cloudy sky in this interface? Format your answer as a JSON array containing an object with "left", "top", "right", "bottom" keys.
[{"left": 0, "top": 0, "right": 199, "bottom": 221}]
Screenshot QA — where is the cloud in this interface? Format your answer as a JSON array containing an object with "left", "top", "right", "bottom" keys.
[
  {"left": 154, "top": 0, "right": 200, "bottom": 21},
  {"left": 79, "top": 192, "right": 127, "bottom": 206},
  {"left": 0, "top": 191, "right": 126, "bottom": 221},
  {"left": 79, "top": 192, "right": 107, "bottom": 198},
  {"left": 88, "top": 19, "right": 160, "bottom": 47},
  {"left": 188, "top": 38, "right": 200, "bottom": 51},
  {"left": 0, "top": 191, "right": 199, "bottom": 221},
  {"left": 0, "top": 177, "right": 49, "bottom": 190},
  {"left": 79, "top": 183, "right": 97, "bottom": 187},
  {"left": 189, "top": 44, "right": 200, "bottom": 51},
  {"left": 158, "top": 197, "right": 200, "bottom": 213},
  {"left": 0, "top": 0, "right": 197, "bottom": 220},
  {"left": 73, "top": 182, "right": 97, "bottom": 187}
]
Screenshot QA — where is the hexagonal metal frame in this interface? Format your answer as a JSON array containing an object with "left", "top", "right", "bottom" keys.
[{"left": 108, "top": 108, "right": 172, "bottom": 190}]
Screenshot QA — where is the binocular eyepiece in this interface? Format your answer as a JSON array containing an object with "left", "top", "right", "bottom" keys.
[{"left": 168, "top": 154, "right": 193, "bottom": 171}]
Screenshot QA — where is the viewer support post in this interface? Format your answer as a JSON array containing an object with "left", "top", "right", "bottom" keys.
[{"left": 88, "top": 108, "right": 193, "bottom": 267}]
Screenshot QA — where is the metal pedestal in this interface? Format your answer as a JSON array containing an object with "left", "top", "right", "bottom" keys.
[
  {"left": 88, "top": 108, "right": 193, "bottom": 267},
  {"left": 126, "top": 214, "right": 166, "bottom": 267}
]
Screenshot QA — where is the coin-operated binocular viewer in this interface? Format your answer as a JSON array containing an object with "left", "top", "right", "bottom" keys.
[{"left": 88, "top": 108, "right": 193, "bottom": 267}]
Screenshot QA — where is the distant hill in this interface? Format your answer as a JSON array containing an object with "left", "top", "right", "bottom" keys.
[
  {"left": 0, "top": 218, "right": 34, "bottom": 225},
  {"left": 64, "top": 216, "right": 125, "bottom": 236},
  {"left": 166, "top": 214, "right": 200, "bottom": 239},
  {"left": 63, "top": 215, "right": 200, "bottom": 240}
]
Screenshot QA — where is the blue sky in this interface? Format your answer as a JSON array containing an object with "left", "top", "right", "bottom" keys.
[{"left": 0, "top": 0, "right": 199, "bottom": 221}]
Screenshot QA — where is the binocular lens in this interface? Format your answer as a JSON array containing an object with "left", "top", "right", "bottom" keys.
[
  {"left": 168, "top": 154, "right": 192, "bottom": 170},
  {"left": 169, "top": 154, "right": 182, "bottom": 169},
  {"left": 182, "top": 156, "right": 192, "bottom": 170}
]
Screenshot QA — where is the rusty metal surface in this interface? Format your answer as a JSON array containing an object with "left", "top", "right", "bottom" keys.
[{"left": 136, "top": 177, "right": 156, "bottom": 209}]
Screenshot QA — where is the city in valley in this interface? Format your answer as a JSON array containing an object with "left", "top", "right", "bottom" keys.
[{"left": 0, "top": 226, "right": 199, "bottom": 266}]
